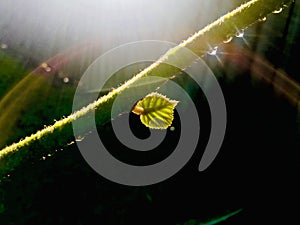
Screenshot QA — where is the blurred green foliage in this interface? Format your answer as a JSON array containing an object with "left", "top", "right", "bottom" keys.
[
  {"left": 0, "top": 50, "right": 76, "bottom": 146},
  {"left": 0, "top": 51, "right": 29, "bottom": 99}
]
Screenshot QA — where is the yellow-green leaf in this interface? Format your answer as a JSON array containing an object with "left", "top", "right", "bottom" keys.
[{"left": 132, "top": 92, "right": 179, "bottom": 129}]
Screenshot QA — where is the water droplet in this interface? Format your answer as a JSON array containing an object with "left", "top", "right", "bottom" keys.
[
  {"left": 223, "top": 36, "right": 233, "bottom": 43},
  {"left": 63, "top": 77, "right": 69, "bottom": 83},
  {"left": 259, "top": 17, "right": 267, "bottom": 22},
  {"left": 235, "top": 29, "right": 244, "bottom": 38},
  {"left": 273, "top": 8, "right": 283, "bottom": 14},
  {"left": 76, "top": 136, "right": 84, "bottom": 142},
  {"left": 207, "top": 46, "right": 218, "bottom": 56},
  {"left": 44, "top": 67, "right": 51, "bottom": 72},
  {"left": 42, "top": 156, "right": 46, "bottom": 160},
  {"left": 47, "top": 154, "right": 52, "bottom": 157},
  {"left": 41, "top": 62, "right": 52, "bottom": 72},
  {"left": 67, "top": 141, "right": 75, "bottom": 146},
  {"left": 0, "top": 43, "right": 8, "bottom": 49},
  {"left": 170, "top": 126, "right": 175, "bottom": 131}
]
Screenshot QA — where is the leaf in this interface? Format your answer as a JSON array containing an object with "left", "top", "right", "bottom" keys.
[{"left": 132, "top": 92, "right": 179, "bottom": 129}]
